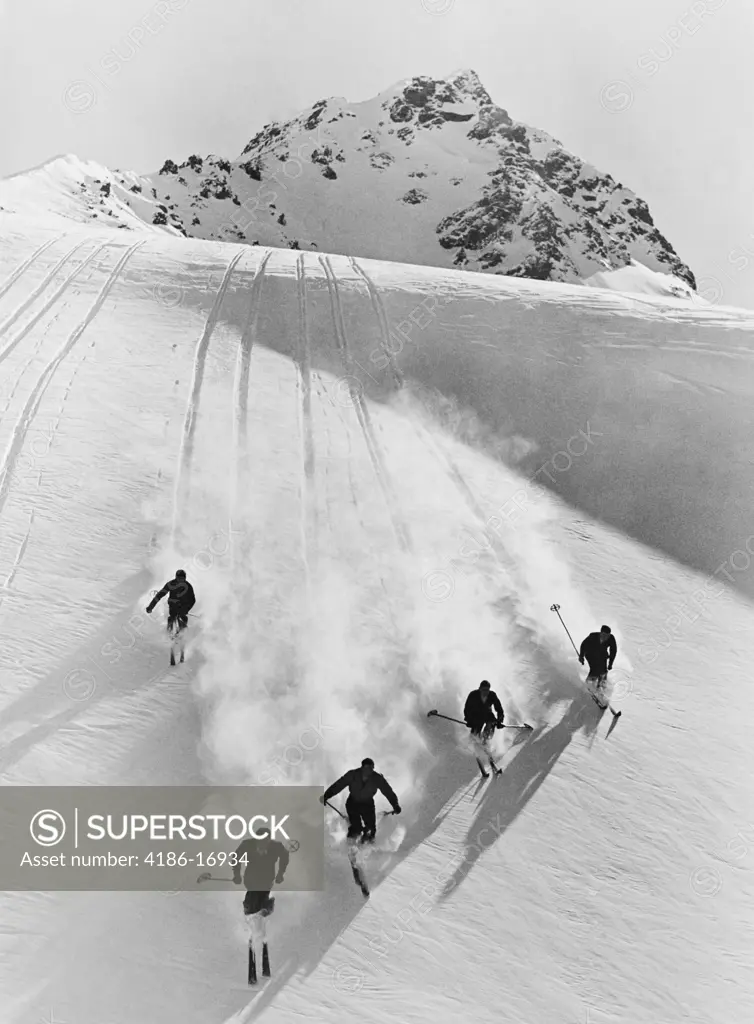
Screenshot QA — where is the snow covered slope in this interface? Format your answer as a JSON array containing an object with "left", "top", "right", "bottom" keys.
[
  {"left": 0, "top": 216, "right": 752, "bottom": 1024},
  {"left": 1, "top": 71, "right": 695, "bottom": 295}
]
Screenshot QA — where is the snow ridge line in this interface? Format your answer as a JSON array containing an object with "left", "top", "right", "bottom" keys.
[
  {"left": 0, "top": 237, "right": 92, "bottom": 337},
  {"left": 349, "top": 256, "right": 404, "bottom": 389},
  {"left": 0, "top": 241, "right": 144, "bottom": 517},
  {"left": 171, "top": 249, "right": 246, "bottom": 539},
  {"left": 0, "top": 234, "right": 64, "bottom": 302},
  {"left": 0, "top": 240, "right": 111, "bottom": 366},
  {"left": 230, "top": 248, "right": 271, "bottom": 571},
  {"left": 296, "top": 253, "right": 317, "bottom": 587},
  {"left": 318, "top": 254, "right": 412, "bottom": 554}
]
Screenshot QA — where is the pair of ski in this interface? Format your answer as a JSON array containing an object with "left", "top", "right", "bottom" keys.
[
  {"left": 476, "top": 756, "right": 502, "bottom": 779},
  {"left": 589, "top": 687, "right": 621, "bottom": 719},
  {"left": 347, "top": 813, "right": 398, "bottom": 897},
  {"left": 248, "top": 943, "right": 270, "bottom": 986}
]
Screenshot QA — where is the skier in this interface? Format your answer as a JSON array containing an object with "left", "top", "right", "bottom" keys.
[
  {"left": 464, "top": 680, "right": 505, "bottom": 777},
  {"left": 579, "top": 625, "right": 617, "bottom": 703},
  {"left": 145, "top": 569, "right": 196, "bottom": 665},
  {"left": 232, "top": 834, "right": 289, "bottom": 984},
  {"left": 320, "top": 758, "right": 401, "bottom": 843}
]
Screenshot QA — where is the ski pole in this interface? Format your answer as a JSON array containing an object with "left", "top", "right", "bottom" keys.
[
  {"left": 427, "top": 710, "right": 466, "bottom": 726},
  {"left": 427, "top": 709, "right": 532, "bottom": 731},
  {"left": 325, "top": 799, "right": 347, "bottom": 820},
  {"left": 197, "top": 872, "right": 236, "bottom": 883},
  {"left": 550, "top": 603, "right": 580, "bottom": 657}
]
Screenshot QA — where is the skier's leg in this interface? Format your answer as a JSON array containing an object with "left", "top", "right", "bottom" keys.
[
  {"left": 481, "top": 722, "right": 497, "bottom": 769},
  {"left": 361, "top": 802, "right": 376, "bottom": 843},
  {"left": 248, "top": 913, "right": 265, "bottom": 984},
  {"left": 167, "top": 616, "right": 178, "bottom": 665},
  {"left": 178, "top": 615, "right": 187, "bottom": 662},
  {"left": 586, "top": 671, "right": 607, "bottom": 708},
  {"left": 345, "top": 797, "right": 362, "bottom": 840},
  {"left": 243, "top": 895, "right": 262, "bottom": 985},
  {"left": 471, "top": 729, "right": 489, "bottom": 776}
]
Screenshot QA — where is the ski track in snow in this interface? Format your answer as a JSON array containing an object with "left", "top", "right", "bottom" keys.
[
  {"left": 230, "top": 248, "right": 270, "bottom": 570},
  {"left": 0, "top": 239, "right": 111, "bottom": 365},
  {"left": 171, "top": 248, "right": 246, "bottom": 540},
  {"left": 0, "top": 241, "right": 144, "bottom": 517},
  {"left": 0, "top": 236, "right": 93, "bottom": 337},
  {"left": 0, "top": 220, "right": 752, "bottom": 1024},
  {"left": 0, "top": 233, "right": 64, "bottom": 301},
  {"left": 349, "top": 255, "right": 404, "bottom": 390},
  {"left": 319, "top": 253, "right": 412, "bottom": 553},
  {"left": 295, "top": 252, "right": 317, "bottom": 586}
]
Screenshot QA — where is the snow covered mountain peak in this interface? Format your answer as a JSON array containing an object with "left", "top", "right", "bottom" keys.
[{"left": 1, "top": 70, "right": 696, "bottom": 294}]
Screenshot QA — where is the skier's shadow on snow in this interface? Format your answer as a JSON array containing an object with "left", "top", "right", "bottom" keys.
[{"left": 437, "top": 696, "right": 597, "bottom": 902}]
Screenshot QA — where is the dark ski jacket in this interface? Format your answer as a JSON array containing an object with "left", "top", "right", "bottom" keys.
[
  {"left": 323, "top": 768, "right": 400, "bottom": 811},
  {"left": 464, "top": 689, "right": 505, "bottom": 732},
  {"left": 147, "top": 577, "right": 196, "bottom": 617},
  {"left": 580, "top": 632, "right": 617, "bottom": 674},
  {"left": 232, "top": 836, "right": 289, "bottom": 892}
]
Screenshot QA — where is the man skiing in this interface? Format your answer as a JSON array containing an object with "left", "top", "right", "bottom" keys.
[
  {"left": 232, "top": 834, "right": 289, "bottom": 984},
  {"left": 320, "top": 758, "right": 401, "bottom": 843},
  {"left": 464, "top": 680, "right": 505, "bottom": 777},
  {"left": 145, "top": 569, "right": 195, "bottom": 665},
  {"left": 579, "top": 625, "right": 617, "bottom": 704}
]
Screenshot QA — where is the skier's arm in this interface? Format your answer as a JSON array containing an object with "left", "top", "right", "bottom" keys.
[
  {"left": 185, "top": 586, "right": 196, "bottom": 613},
  {"left": 608, "top": 636, "right": 617, "bottom": 669},
  {"left": 322, "top": 772, "right": 352, "bottom": 802},
  {"left": 377, "top": 776, "right": 401, "bottom": 814},
  {"left": 233, "top": 839, "right": 253, "bottom": 884},
  {"left": 463, "top": 693, "right": 474, "bottom": 725},
  {"left": 578, "top": 637, "right": 587, "bottom": 664},
  {"left": 274, "top": 843, "right": 290, "bottom": 883},
  {"left": 146, "top": 584, "right": 169, "bottom": 613},
  {"left": 492, "top": 693, "right": 505, "bottom": 726}
]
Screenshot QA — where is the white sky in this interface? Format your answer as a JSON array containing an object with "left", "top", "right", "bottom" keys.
[{"left": 1, "top": 0, "right": 752, "bottom": 308}]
